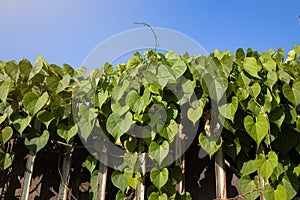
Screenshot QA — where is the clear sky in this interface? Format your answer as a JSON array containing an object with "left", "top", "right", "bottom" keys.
[{"left": 1, "top": 0, "right": 299, "bottom": 69}]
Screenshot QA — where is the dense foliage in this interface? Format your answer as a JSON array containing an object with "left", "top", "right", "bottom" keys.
[{"left": 0, "top": 45, "right": 300, "bottom": 199}]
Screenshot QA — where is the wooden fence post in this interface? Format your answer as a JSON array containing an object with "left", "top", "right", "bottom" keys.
[
  {"left": 21, "top": 151, "right": 36, "bottom": 200},
  {"left": 215, "top": 137, "right": 226, "bottom": 200},
  {"left": 175, "top": 123, "right": 185, "bottom": 195}
]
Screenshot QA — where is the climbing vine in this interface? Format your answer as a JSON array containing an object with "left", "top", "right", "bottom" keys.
[{"left": 0, "top": 45, "right": 299, "bottom": 199}]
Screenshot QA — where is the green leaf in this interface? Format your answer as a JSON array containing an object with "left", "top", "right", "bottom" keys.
[
  {"left": 124, "top": 137, "right": 137, "bottom": 152},
  {"left": 85, "top": 155, "right": 97, "bottom": 174},
  {"left": 77, "top": 105, "right": 98, "bottom": 141},
  {"left": 283, "top": 81, "right": 300, "bottom": 106},
  {"left": 148, "top": 192, "right": 168, "bottom": 200},
  {"left": 158, "top": 120, "right": 178, "bottom": 142},
  {"left": 37, "top": 110, "right": 55, "bottom": 129},
  {"left": 115, "top": 191, "right": 129, "bottom": 200},
  {"left": 0, "top": 81, "right": 11, "bottom": 102},
  {"left": 0, "top": 150, "right": 15, "bottom": 170},
  {"left": 240, "top": 160, "right": 256, "bottom": 176},
  {"left": 19, "top": 59, "right": 32, "bottom": 78},
  {"left": 111, "top": 171, "right": 128, "bottom": 193},
  {"left": 25, "top": 130, "right": 50, "bottom": 154},
  {"left": 219, "top": 96, "right": 238, "bottom": 122},
  {"left": 239, "top": 175, "right": 259, "bottom": 200},
  {"left": 0, "top": 126, "right": 13, "bottom": 145},
  {"left": 243, "top": 57, "right": 260, "bottom": 79},
  {"left": 23, "top": 92, "right": 49, "bottom": 116},
  {"left": 124, "top": 170, "right": 141, "bottom": 189},
  {"left": 293, "top": 164, "right": 300, "bottom": 176},
  {"left": 0, "top": 113, "right": 7, "bottom": 125},
  {"left": 249, "top": 82, "right": 261, "bottom": 99},
  {"left": 148, "top": 141, "right": 169, "bottom": 165},
  {"left": 150, "top": 168, "right": 169, "bottom": 190},
  {"left": 57, "top": 123, "right": 78, "bottom": 143},
  {"left": 112, "top": 79, "right": 129, "bottom": 102},
  {"left": 125, "top": 88, "right": 150, "bottom": 114},
  {"left": 263, "top": 184, "right": 286, "bottom": 200},
  {"left": 106, "top": 112, "right": 132, "bottom": 140},
  {"left": 12, "top": 114, "right": 32, "bottom": 135},
  {"left": 4, "top": 61, "right": 20, "bottom": 82},
  {"left": 169, "top": 59, "right": 187, "bottom": 79},
  {"left": 269, "top": 107, "right": 285, "bottom": 130},
  {"left": 255, "top": 151, "right": 278, "bottom": 180},
  {"left": 29, "top": 59, "right": 43, "bottom": 80},
  {"left": 259, "top": 54, "right": 276, "bottom": 72},
  {"left": 277, "top": 70, "right": 291, "bottom": 83},
  {"left": 187, "top": 103, "right": 203, "bottom": 125},
  {"left": 265, "top": 71, "right": 278, "bottom": 89},
  {"left": 244, "top": 113, "right": 269, "bottom": 146},
  {"left": 282, "top": 172, "right": 299, "bottom": 200},
  {"left": 198, "top": 132, "right": 222, "bottom": 158}
]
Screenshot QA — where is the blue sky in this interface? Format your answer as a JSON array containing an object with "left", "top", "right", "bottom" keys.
[{"left": 1, "top": 0, "right": 299, "bottom": 70}]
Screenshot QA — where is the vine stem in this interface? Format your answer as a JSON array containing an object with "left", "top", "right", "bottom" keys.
[{"left": 133, "top": 22, "right": 159, "bottom": 52}]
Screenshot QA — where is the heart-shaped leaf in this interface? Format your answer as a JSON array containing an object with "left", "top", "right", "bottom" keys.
[
  {"left": 240, "top": 160, "right": 256, "bottom": 176},
  {"left": 283, "top": 81, "right": 300, "bottom": 106},
  {"left": 23, "top": 91, "right": 49, "bottom": 116},
  {"left": 148, "top": 192, "right": 168, "bottom": 200},
  {"left": 250, "top": 82, "right": 261, "bottom": 99},
  {"left": 219, "top": 96, "right": 238, "bottom": 122},
  {"left": 37, "top": 110, "right": 55, "bottom": 129},
  {"left": 158, "top": 120, "right": 178, "bottom": 142},
  {"left": 0, "top": 150, "right": 15, "bottom": 170},
  {"left": 111, "top": 171, "right": 128, "bottom": 193},
  {"left": 243, "top": 57, "right": 260, "bottom": 79},
  {"left": 150, "top": 168, "right": 169, "bottom": 190},
  {"left": 124, "top": 170, "right": 141, "bottom": 189},
  {"left": 148, "top": 141, "right": 169, "bottom": 165},
  {"left": 12, "top": 114, "right": 32, "bottom": 135},
  {"left": 106, "top": 112, "right": 132, "bottom": 140},
  {"left": 198, "top": 132, "right": 222, "bottom": 158},
  {"left": 25, "top": 130, "right": 50, "bottom": 154},
  {"left": 29, "top": 59, "right": 43, "bottom": 81},
  {"left": 125, "top": 88, "right": 150, "bottom": 114},
  {"left": 0, "top": 113, "right": 7, "bottom": 125},
  {"left": 263, "top": 184, "right": 286, "bottom": 200},
  {"left": 84, "top": 155, "right": 97, "bottom": 174},
  {"left": 239, "top": 175, "right": 259, "bottom": 200},
  {"left": 0, "top": 126, "right": 13, "bottom": 145},
  {"left": 187, "top": 105, "right": 203, "bottom": 125},
  {"left": 0, "top": 81, "right": 11, "bottom": 103},
  {"left": 57, "top": 123, "right": 78, "bottom": 143},
  {"left": 255, "top": 151, "right": 278, "bottom": 180},
  {"left": 259, "top": 54, "right": 276, "bottom": 72},
  {"left": 244, "top": 113, "right": 269, "bottom": 146}
]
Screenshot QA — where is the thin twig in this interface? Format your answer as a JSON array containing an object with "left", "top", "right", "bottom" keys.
[{"left": 134, "top": 22, "right": 159, "bottom": 51}]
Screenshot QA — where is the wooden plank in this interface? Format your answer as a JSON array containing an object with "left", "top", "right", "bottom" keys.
[
  {"left": 21, "top": 151, "right": 36, "bottom": 200},
  {"left": 215, "top": 141, "right": 227, "bottom": 200},
  {"left": 58, "top": 146, "right": 73, "bottom": 200},
  {"left": 97, "top": 147, "right": 108, "bottom": 200},
  {"left": 135, "top": 152, "right": 146, "bottom": 200},
  {"left": 175, "top": 123, "right": 185, "bottom": 195}
]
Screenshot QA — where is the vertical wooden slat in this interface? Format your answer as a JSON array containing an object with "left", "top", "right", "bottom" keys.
[
  {"left": 175, "top": 123, "right": 185, "bottom": 195},
  {"left": 136, "top": 152, "right": 146, "bottom": 200},
  {"left": 58, "top": 146, "right": 73, "bottom": 200},
  {"left": 21, "top": 151, "right": 36, "bottom": 200},
  {"left": 215, "top": 139, "right": 227, "bottom": 200},
  {"left": 97, "top": 147, "right": 108, "bottom": 200},
  {"left": 257, "top": 145, "right": 265, "bottom": 200}
]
